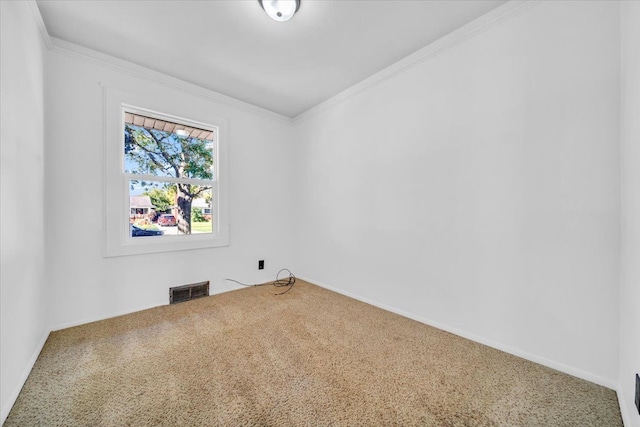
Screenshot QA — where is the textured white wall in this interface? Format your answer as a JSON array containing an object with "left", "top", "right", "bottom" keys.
[
  {"left": 293, "top": 0, "right": 620, "bottom": 386},
  {"left": 44, "top": 51, "right": 296, "bottom": 329},
  {"left": 0, "top": 1, "right": 48, "bottom": 423},
  {"left": 620, "top": 1, "right": 640, "bottom": 425}
]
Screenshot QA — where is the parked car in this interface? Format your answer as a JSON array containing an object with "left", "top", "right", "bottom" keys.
[
  {"left": 158, "top": 214, "right": 177, "bottom": 226},
  {"left": 131, "top": 224, "right": 164, "bottom": 237}
]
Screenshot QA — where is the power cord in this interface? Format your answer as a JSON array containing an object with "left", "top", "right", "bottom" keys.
[{"left": 225, "top": 268, "right": 296, "bottom": 296}]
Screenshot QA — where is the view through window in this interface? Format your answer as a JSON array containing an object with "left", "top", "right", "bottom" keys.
[{"left": 124, "top": 111, "right": 217, "bottom": 238}]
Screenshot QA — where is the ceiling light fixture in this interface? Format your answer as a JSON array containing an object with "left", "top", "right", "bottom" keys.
[{"left": 258, "top": 0, "right": 300, "bottom": 22}]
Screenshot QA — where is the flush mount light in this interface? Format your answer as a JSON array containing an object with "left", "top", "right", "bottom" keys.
[{"left": 259, "top": 0, "right": 300, "bottom": 22}]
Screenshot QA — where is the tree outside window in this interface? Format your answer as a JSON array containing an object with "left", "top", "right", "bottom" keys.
[{"left": 124, "top": 112, "right": 216, "bottom": 236}]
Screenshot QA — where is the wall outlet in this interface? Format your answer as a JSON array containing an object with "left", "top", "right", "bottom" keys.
[
  {"left": 258, "top": 260, "right": 264, "bottom": 270},
  {"left": 635, "top": 373, "right": 640, "bottom": 415}
]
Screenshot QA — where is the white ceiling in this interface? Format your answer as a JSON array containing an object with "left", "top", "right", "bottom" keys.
[{"left": 36, "top": 0, "right": 507, "bottom": 118}]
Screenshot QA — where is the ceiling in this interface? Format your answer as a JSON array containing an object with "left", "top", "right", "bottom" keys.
[{"left": 36, "top": 0, "right": 508, "bottom": 118}]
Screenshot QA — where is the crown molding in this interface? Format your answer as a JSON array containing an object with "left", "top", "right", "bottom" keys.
[
  {"left": 30, "top": 0, "right": 290, "bottom": 123},
  {"left": 293, "top": 0, "right": 542, "bottom": 124},
  {"left": 47, "top": 37, "right": 293, "bottom": 125},
  {"left": 27, "top": 0, "right": 52, "bottom": 50},
  {"left": 28, "top": 0, "right": 540, "bottom": 126}
]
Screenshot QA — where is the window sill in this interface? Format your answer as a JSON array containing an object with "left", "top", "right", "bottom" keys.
[{"left": 105, "top": 232, "right": 229, "bottom": 257}]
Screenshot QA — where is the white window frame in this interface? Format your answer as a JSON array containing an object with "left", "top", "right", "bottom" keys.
[{"left": 104, "top": 86, "right": 229, "bottom": 257}]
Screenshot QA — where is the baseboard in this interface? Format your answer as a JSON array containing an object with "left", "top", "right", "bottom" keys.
[
  {"left": 299, "top": 275, "right": 618, "bottom": 391},
  {"left": 617, "top": 384, "right": 634, "bottom": 427},
  {"left": 48, "top": 284, "right": 251, "bottom": 332},
  {"left": 1, "top": 329, "right": 50, "bottom": 425},
  {"left": 49, "top": 301, "right": 166, "bottom": 332}
]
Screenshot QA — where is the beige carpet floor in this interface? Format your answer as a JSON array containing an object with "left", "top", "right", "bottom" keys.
[{"left": 6, "top": 280, "right": 622, "bottom": 426}]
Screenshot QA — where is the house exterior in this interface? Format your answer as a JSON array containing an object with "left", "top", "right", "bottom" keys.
[
  {"left": 191, "top": 197, "right": 212, "bottom": 221},
  {"left": 129, "top": 196, "right": 154, "bottom": 220}
]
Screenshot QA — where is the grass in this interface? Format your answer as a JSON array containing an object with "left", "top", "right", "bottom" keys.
[{"left": 191, "top": 221, "right": 212, "bottom": 233}]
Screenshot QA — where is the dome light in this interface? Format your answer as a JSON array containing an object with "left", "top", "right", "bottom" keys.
[{"left": 259, "top": 0, "right": 300, "bottom": 22}]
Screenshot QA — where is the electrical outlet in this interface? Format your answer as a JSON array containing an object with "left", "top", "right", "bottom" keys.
[
  {"left": 635, "top": 373, "right": 640, "bottom": 415},
  {"left": 258, "top": 260, "right": 264, "bottom": 270}
]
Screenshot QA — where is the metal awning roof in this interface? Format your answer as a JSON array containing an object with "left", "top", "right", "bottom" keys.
[{"left": 124, "top": 112, "right": 215, "bottom": 141}]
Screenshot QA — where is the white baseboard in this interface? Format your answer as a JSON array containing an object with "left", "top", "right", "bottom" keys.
[
  {"left": 49, "top": 281, "right": 252, "bottom": 332},
  {"left": 49, "top": 301, "right": 166, "bottom": 332},
  {"left": 299, "top": 275, "right": 618, "bottom": 391},
  {"left": 48, "top": 285, "right": 249, "bottom": 332},
  {"left": 1, "top": 329, "right": 50, "bottom": 425},
  {"left": 617, "top": 384, "right": 635, "bottom": 427}
]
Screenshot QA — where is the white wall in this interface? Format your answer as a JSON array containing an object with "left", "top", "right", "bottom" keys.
[
  {"left": 2, "top": 0, "right": 631, "bottom": 422},
  {"left": 0, "top": 1, "right": 49, "bottom": 423},
  {"left": 44, "top": 49, "right": 296, "bottom": 329},
  {"left": 620, "top": 1, "right": 640, "bottom": 425},
  {"left": 294, "top": 0, "right": 620, "bottom": 386}
]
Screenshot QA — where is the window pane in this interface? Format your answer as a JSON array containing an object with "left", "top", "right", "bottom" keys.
[
  {"left": 191, "top": 189, "right": 214, "bottom": 235},
  {"left": 124, "top": 118, "right": 215, "bottom": 180},
  {"left": 129, "top": 185, "right": 163, "bottom": 238},
  {"left": 129, "top": 181, "right": 213, "bottom": 237}
]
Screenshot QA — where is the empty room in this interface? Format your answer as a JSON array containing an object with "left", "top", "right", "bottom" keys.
[{"left": 1, "top": 0, "right": 639, "bottom": 425}]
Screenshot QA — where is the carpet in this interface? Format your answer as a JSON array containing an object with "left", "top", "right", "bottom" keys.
[{"left": 5, "top": 280, "right": 623, "bottom": 426}]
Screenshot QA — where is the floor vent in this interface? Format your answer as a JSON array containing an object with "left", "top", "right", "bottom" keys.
[{"left": 170, "top": 281, "right": 209, "bottom": 304}]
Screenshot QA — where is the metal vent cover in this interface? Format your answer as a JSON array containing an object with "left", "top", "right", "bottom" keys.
[{"left": 170, "top": 281, "right": 209, "bottom": 304}]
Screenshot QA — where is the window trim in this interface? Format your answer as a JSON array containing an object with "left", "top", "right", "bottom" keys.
[{"left": 104, "top": 86, "right": 229, "bottom": 257}]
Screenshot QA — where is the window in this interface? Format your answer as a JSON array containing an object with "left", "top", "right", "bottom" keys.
[
  {"left": 104, "top": 86, "right": 229, "bottom": 256},
  {"left": 124, "top": 110, "right": 216, "bottom": 238}
]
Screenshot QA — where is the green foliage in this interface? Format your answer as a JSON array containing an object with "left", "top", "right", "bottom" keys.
[
  {"left": 191, "top": 208, "right": 206, "bottom": 223},
  {"left": 166, "top": 184, "right": 177, "bottom": 205},
  {"left": 124, "top": 125, "right": 213, "bottom": 182},
  {"left": 143, "top": 188, "right": 173, "bottom": 212}
]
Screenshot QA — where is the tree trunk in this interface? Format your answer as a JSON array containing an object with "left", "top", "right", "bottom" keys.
[{"left": 176, "top": 187, "right": 192, "bottom": 234}]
